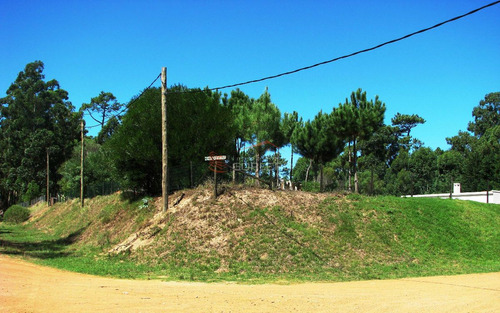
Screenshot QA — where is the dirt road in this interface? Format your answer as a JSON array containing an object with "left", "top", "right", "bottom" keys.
[{"left": 1, "top": 255, "right": 499, "bottom": 312}]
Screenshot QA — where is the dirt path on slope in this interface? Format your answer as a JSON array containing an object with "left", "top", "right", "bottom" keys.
[{"left": 1, "top": 255, "right": 499, "bottom": 313}]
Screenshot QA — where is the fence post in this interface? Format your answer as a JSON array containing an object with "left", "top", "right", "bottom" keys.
[{"left": 46, "top": 148, "right": 50, "bottom": 205}]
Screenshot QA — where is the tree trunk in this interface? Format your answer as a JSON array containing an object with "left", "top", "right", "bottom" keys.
[
  {"left": 255, "top": 152, "right": 261, "bottom": 187},
  {"left": 320, "top": 163, "right": 324, "bottom": 192},
  {"left": 348, "top": 142, "right": 352, "bottom": 192},
  {"left": 370, "top": 167, "right": 374, "bottom": 195},
  {"left": 290, "top": 144, "right": 294, "bottom": 182},
  {"left": 233, "top": 138, "right": 239, "bottom": 183},
  {"left": 353, "top": 139, "right": 359, "bottom": 193},
  {"left": 305, "top": 159, "right": 312, "bottom": 182}
]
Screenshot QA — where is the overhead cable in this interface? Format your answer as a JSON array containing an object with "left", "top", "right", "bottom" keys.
[
  {"left": 85, "top": 73, "right": 161, "bottom": 129},
  {"left": 200, "top": 0, "right": 500, "bottom": 91}
]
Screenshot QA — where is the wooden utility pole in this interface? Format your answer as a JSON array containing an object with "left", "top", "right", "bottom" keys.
[
  {"left": 161, "top": 67, "right": 168, "bottom": 212},
  {"left": 80, "top": 120, "right": 85, "bottom": 208},
  {"left": 46, "top": 148, "right": 49, "bottom": 205}
]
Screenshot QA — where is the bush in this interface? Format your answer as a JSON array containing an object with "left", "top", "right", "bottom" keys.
[
  {"left": 3, "top": 205, "right": 30, "bottom": 224},
  {"left": 301, "top": 181, "right": 320, "bottom": 192}
]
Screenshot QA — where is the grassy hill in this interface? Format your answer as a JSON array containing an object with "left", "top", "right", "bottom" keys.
[{"left": 1, "top": 186, "right": 499, "bottom": 282}]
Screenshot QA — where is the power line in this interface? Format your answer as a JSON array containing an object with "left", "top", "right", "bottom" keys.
[
  {"left": 87, "top": 0, "right": 500, "bottom": 121},
  {"left": 84, "top": 73, "right": 161, "bottom": 129},
  {"left": 200, "top": 0, "right": 500, "bottom": 92}
]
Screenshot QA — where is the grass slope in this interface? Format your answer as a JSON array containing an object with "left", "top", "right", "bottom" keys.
[{"left": 1, "top": 188, "right": 499, "bottom": 282}]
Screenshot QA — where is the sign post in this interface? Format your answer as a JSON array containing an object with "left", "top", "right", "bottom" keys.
[{"left": 205, "top": 153, "right": 227, "bottom": 199}]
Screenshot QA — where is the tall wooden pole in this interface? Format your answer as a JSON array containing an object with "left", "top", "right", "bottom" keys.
[
  {"left": 46, "top": 148, "right": 49, "bottom": 205},
  {"left": 80, "top": 120, "right": 85, "bottom": 208},
  {"left": 161, "top": 67, "right": 168, "bottom": 212}
]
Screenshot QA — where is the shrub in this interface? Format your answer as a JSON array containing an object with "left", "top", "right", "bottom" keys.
[
  {"left": 301, "top": 181, "right": 320, "bottom": 192},
  {"left": 3, "top": 205, "right": 30, "bottom": 224}
]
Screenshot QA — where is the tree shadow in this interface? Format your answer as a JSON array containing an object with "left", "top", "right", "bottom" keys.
[
  {"left": 0, "top": 229, "right": 12, "bottom": 235},
  {"left": 0, "top": 227, "right": 86, "bottom": 259}
]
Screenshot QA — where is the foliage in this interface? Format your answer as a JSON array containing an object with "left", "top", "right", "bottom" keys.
[
  {"left": 291, "top": 157, "right": 318, "bottom": 183},
  {"left": 468, "top": 92, "right": 500, "bottom": 137},
  {"left": 281, "top": 111, "right": 301, "bottom": 180},
  {"left": 292, "top": 111, "right": 344, "bottom": 191},
  {"left": 22, "top": 182, "right": 41, "bottom": 202},
  {"left": 106, "top": 86, "right": 235, "bottom": 194},
  {"left": 247, "top": 88, "right": 282, "bottom": 180},
  {"left": 391, "top": 113, "right": 425, "bottom": 137},
  {"left": 3, "top": 204, "right": 30, "bottom": 224},
  {"left": 81, "top": 91, "right": 123, "bottom": 138},
  {"left": 225, "top": 88, "right": 253, "bottom": 157},
  {"left": 0, "top": 61, "right": 80, "bottom": 210},
  {"left": 330, "top": 88, "right": 386, "bottom": 193},
  {"left": 58, "top": 138, "right": 115, "bottom": 198}
]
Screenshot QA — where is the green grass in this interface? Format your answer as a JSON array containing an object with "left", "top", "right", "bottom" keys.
[{"left": 1, "top": 192, "right": 499, "bottom": 283}]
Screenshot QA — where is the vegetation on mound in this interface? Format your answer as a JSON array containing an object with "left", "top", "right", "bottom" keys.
[
  {"left": 3, "top": 205, "right": 30, "bottom": 224},
  {"left": 1, "top": 188, "right": 499, "bottom": 282}
]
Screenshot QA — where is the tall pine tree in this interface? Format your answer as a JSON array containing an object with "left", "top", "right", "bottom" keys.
[
  {"left": 331, "top": 88, "right": 385, "bottom": 193},
  {"left": 292, "top": 111, "right": 344, "bottom": 192}
]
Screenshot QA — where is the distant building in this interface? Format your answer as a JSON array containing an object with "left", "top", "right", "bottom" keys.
[{"left": 404, "top": 183, "right": 500, "bottom": 204}]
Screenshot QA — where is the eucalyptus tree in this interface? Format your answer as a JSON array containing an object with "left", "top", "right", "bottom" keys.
[
  {"left": 0, "top": 61, "right": 80, "bottom": 209},
  {"left": 292, "top": 111, "right": 344, "bottom": 192},
  {"left": 331, "top": 88, "right": 385, "bottom": 193}
]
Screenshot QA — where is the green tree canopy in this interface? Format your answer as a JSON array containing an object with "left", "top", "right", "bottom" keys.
[
  {"left": 391, "top": 113, "right": 425, "bottom": 137},
  {"left": 81, "top": 91, "right": 123, "bottom": 129},
  {"left": 292, "top": 111, "right": 344, "bottom": 191},
  {"left": 0, "top": 61, "right": 80, "bottom": 209},
  {"left": 468, "top": 92, "right": 500, "bottom": 137},
  {"left": 281, "top": 111, "right": 301, "bottom": 180},
  {"left": 247, "top": 88, "right": 282, "bottom": 181},
  {"left": 331, "top": 88, "right": 386, "bottom": 193},
  {"left": 106, "top": 85, "right": 235, "bottom": 195}
]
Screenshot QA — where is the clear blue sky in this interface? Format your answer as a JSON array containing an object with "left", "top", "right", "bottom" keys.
[{"left": 1, "top": 0, "right": 499, "bottom": 154}]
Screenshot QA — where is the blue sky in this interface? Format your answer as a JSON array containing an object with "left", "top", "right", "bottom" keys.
[{"left": 1, "top": 0, "right": 499, "bottom": 155}]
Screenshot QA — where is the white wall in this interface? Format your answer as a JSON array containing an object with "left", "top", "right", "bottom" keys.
[{"left": 406, "top": 190, "right": 500, "bottom": 204}]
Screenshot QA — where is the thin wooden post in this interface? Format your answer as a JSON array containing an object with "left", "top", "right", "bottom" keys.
[
  {"left": 487, "top": 181, "right": 490, "bottom": 204},
  {"left": 161, "top": 67, "right": 168, "bottom": 212},
  {"left": 46, "top": 148, "right": 49, "bottom": 205},
  {"left": 190, "top": 161, "right": 193, "bottom": 188},
  {"left": 80, "top": 120, "right": 84, "bottom": 208},
  {"left": 449, "top": 175, "right": 453, "bottom": 199},
  {"left": 214, "top": 164, "right": 217, "bottom": 199}
]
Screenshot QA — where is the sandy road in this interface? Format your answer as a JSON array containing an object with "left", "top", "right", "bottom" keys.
[{"left": 1, "top": 255, "right": 499, "bottom": 313}]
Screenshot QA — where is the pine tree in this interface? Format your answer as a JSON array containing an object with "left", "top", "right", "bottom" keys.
[
  {"left": 292, "top": 111, "right": 344, "bottom": 192},
  {"left": 331, "top": 88, "right": 385, "bottom": 193},
  {"left": 248, "top": 88, "right": 281, "bottom": 184}
]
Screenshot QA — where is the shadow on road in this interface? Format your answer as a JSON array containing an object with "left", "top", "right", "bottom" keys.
[{"left": 0, "top": 226, "right": 86, "bottom": 259}]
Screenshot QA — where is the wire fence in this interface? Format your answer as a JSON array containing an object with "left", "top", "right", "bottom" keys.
[
  {"left": 18, "top": 195, "right": 47, "bottom": 208},
  {"left": 17, "top": 158, "right": 294, "bottom": 208}
]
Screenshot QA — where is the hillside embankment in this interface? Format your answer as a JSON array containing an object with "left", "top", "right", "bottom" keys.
[{"left": 1, "top": 185, "right": 499, "bottom": 281}]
